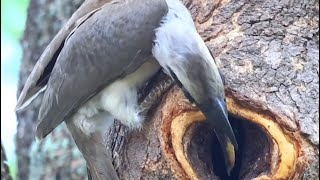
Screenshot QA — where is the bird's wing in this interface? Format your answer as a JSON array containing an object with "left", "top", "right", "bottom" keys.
[
  {"left": 35, "top": 0, "right": 168, "bottom": 139},
  {"left": 16, "top": 0, "right": 113, "bottom": 110}
]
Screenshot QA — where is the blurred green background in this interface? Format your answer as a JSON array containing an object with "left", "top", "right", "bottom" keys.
[{"left": 1, "top": 0, "right": 29, "bottom": 178}]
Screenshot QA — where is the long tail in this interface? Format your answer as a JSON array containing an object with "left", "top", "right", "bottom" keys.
[{"left": 65, "top": 120, "right": 119, "bottom": 180}]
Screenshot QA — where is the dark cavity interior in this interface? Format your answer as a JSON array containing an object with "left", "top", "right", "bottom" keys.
[
  {"left": 36, "top": 42, "right": 64, "bottom": 87},
  {"left": 184, "top": 114, "right": 273, "bottom": 180}
]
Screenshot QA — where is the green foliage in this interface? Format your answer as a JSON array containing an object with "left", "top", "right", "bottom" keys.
[
  {"left": 1, "top": 0, "right": 29, "bottom": 39},
  {"left": 1, "top": 1, "right": 30, "bottom": 180},
  {"left": 8, "top": 162, "right": 17, "bottom": 180},
  {"left": 1, "top": 0, "right": 29, "bottom": 81}
]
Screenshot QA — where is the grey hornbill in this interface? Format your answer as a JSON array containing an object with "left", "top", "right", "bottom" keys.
[{"left": 16, "top": 0, "right": 238, "bottom": 179}]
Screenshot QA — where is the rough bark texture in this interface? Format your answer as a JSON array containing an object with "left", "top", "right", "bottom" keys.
[
  {"left": 105, "top": 0, "right": 319, "bottom": 179},
  {"left": 16, "top": 0, "right": 86, "bottom": 179},
  {"left": 16, "top": 0, "right": 318, "bottom": 179}
]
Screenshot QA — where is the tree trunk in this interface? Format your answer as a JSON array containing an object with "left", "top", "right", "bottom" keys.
[
  {"left": 104, "top": 0, "right": 319, "bottom": 179},
  {"left": 16, "top": 0, "right": 318, "bottom": 179},
  {"left": 16, "top": 0, "right": 86, "bottom": 179}
]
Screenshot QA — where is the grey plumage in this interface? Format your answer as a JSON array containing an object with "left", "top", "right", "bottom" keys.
[
  {"left": 66, "top": 115, "right": 119, "bottom": 180},
  {"left": 17, "top": 0, "right": 168, "bottom": 179},
  {"left": 16, "top": 0, "right": 112, "bottom": 110},
  {"left": 18, "top": 0, "right": 168, "bottom": 139},
  {"left": 16, "top": 0, "right": 238, "bottom": 178}
]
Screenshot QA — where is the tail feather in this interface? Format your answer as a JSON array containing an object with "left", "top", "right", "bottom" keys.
[
  {"left": 15, "top": 85, "right": 47, "bottom": 111},
  {"left": 65, "top": 119, "right": 119, "bottom": 180}
]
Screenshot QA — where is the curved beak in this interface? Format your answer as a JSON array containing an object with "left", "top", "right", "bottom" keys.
[{"left": 199, "top": 98, "right": 238, "bottom": 175}]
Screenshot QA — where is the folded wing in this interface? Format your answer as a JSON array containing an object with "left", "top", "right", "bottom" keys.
[{"left": 18, "top": 0, "right": 168, "bottom": 140}]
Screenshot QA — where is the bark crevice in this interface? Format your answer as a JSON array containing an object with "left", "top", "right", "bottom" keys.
[{"left": 17, "top": 0, "right": 318, "bottom": 179}]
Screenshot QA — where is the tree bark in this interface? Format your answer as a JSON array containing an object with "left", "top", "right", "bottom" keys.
[
  {"left": 16, "top": 0, "right": 318, "bottom": 179},
  {"left": 16, "top": 0, "right": 86, "bottom": 179},
  {"left": 104, "top": 0, "right": 319, "bottom": 179}
]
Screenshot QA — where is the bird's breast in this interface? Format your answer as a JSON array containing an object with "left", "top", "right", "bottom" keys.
[{"left": 71, "top": 58, "right": 161, "bottom": 134}]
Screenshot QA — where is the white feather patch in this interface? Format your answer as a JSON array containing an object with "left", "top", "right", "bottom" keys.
[{"left": 70, "top": 59, "right": 160, "bottom": 135}]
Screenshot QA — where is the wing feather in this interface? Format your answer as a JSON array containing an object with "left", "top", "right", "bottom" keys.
[
  {"left": 36, "top": 0, "right": 168, "bottom": 139},
  {"left": 16, "top": 0, "right": 113, "bottom": 110}
]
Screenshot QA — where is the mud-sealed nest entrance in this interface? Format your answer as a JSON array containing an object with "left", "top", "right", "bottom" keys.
[{"left": 184, "top": 115, "right": 273, "bottom": 180}]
